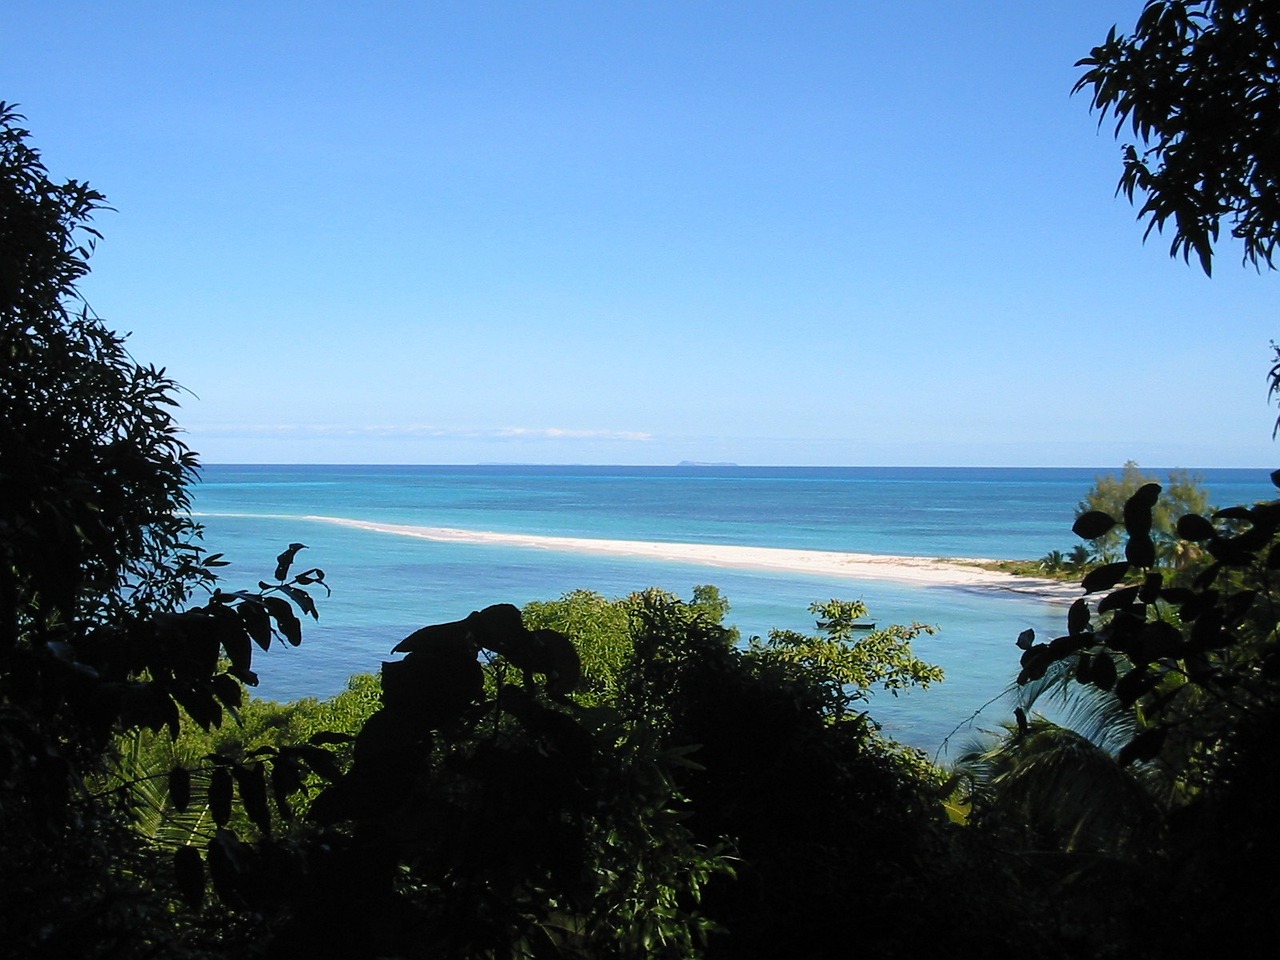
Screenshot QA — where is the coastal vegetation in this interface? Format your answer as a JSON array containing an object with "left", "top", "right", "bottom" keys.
[
  {"left": 5, "top": 2, "right": 1280, "bottom": 957},
  {"left": 1021, "top": 462, "right": 1215, "bottom": 578}
]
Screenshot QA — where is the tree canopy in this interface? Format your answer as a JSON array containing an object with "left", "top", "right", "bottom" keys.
[{"left": 1075, "top": 0, "right": 1280, "bottom": 274}]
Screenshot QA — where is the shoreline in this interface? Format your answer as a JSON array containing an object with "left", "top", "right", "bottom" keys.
[{"left": 302, "top": 515, "right": 1081, "bottom": 603}]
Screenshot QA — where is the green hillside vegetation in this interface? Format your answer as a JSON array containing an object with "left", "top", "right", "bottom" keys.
[{"left": 5, "top": 2, "right": 1280, "bottom": 956}]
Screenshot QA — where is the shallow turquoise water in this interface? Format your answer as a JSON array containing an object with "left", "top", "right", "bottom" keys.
[{"left": 189, "top": 464, "right": 1275, "bottom": 753}]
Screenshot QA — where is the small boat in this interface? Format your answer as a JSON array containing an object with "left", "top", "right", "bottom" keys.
[{"left": 849, "top": 622, "right": 876, "bottom": 631}]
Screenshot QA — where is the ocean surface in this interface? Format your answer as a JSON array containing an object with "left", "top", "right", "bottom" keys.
[{"left": 190, "top": 464, "right": 1275, "bottom": 755}]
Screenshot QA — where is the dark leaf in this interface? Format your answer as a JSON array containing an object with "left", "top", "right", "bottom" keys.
[
  {"left": 281, "top": 583, "right": 318, "bottom": 620},
  {"left": 169, "top": 765, "right": 191, "bottom": 812},
  {"left": 227, "top": 665, "right": 259, "bottom": 686},
  {"left": 293, "top": 568, "right": 329, "bottom": 593},
  {"left": 237, "top": 599, "right": 272, "bottom": 651},
  {"left": 1138, "top": 572, "right": 1163, "bottom": 604},
  {"left": 211, "top": 672, "right": 242, "bottom": 711},
  {"left": 1223, "top": 590, "right": 1258, "bottom": 625},
  {"left": 287, "top": 744, "right": 343, "bottom": 782},
  {"left": 174, "top": 846, "right": 204, "bottom": 909},
  {"left": 1082, "top": 562, "right": 1131, "bottom": 594},
  {"left": 1123, "top": 483, "right": 1161, "bottom": 536},
  {"left": 1115, "top": 666, "right": 1158, "bottom": 707},
  {"left": 1073, "top": 511, "right": 1117, "bottom": 540},
  {"left": 1098, "top": 585, "right": 1141, "bottom": 614},
  {"left": 209, "top": 604, "right": 252, "bottom": 672},
  {"left": 1016, "top": 628, "right": 1035, "bottom": 650},
  {"left": 1048, "top": 633, "right": 1088, "bottom": 658},
  {"left": 172, "top": 683, "right": 222, "bottom": 731},
  {"left": 1125, "top": 532, "right": 1156, "bottom": 568},
  {"left": 274, "top": 542, "right": 307, "bottom": 582},
  {"left": 1159, "top": 587, "right": 1196, "bottom": 608},
  {"left": 1067, "top": 599, "right": 1090, "bottom": 636},
  {"left": 1192, "top": 561, "right": 1223, "bottom": 590},
  {"left": 471, "top": 603, "right": 526, "bottom": 647},
  {"left": 1176, "top": 513, "right": 1217, "bottom": 541},
  {"left": 381, "top": 645, "right": 484, "bottom": 728},
  {"left": 233, "top": 763, "right": 272, "bottom": 835},
  {"left": 393, "top": 617, "right": 473, "bottom": 654},
  {"left": 262, "top": 596, "right": 302, "bottom": 646},
  {"left": 1017, "top": 646, "right": 1053, "bottom": 684},
  {"left": 529, "top": 629, "right": 582, "bottom": 698},
  {"left": 1075, "top": 653, "right": 1093, "bottom": 684},
  {"left": 209, "top": 766, "right": 233, "bottom": 827},
  {"left": 1214, "top": 506, "right": 1253, "bottom": 521},
  {"left": 270, "top": 756, "right": 302, "bottom": 818},
  {"left": 206, "top": 829, "right": 248, "bottom": 908},
  {"left": 1137, "top": 620, "right": 1184, "bottom": 661},
  {"left": 1118, "top": 727, "right": 1166, "bottom": 767},
  {"left": 1091, "top": 651, "right": 1117, "bottom": 691}
]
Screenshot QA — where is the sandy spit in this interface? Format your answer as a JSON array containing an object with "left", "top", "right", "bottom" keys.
[{"left": 303, "top": 515, "right": 1080, "bottom": 603}]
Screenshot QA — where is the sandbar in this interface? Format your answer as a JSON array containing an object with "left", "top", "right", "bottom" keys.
[{"left": 303, "top": 515, "right": 1079, "bottom": 602}]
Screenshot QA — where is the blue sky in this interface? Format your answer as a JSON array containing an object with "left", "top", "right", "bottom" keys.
[{"left": 5, "top": 1, "right": 1276, "bottom": 466}]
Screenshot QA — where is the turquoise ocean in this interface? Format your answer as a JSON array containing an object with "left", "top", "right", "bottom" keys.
[{"left": 190, "top": 464, "right": 1275, "bottom": 755}]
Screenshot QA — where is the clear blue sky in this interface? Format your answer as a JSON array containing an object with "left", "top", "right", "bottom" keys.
[{"left": 5, "top": 1, "right": 1276, "bottom": 466}]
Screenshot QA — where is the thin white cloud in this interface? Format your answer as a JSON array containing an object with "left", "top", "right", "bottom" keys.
[
  {"left": 495, "top": 427, "right": 652, "bottom": 441},
  {"left": 189, "top": 423, "right": 653, "bottom": 443}
]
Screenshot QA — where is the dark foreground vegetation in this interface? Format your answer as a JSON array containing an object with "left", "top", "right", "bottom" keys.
[{"left": 4, "top": 3, "right": 1279, "bottom": 957}]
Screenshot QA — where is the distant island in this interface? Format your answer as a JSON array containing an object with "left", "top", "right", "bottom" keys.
[{"left": 677, "top": 460, "right": 739, "bottom": 467}]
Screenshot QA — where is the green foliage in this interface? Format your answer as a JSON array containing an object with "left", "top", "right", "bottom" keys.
[
  {"left": 0, "top": 103, "right": 339, "bottom": 956},
  {"left": 168, "top": 601, "right": 732, "bottom": 960},
  {"left": 753, "top": 599, "right": 942, "bottom": 717},
  {"left": 1075, "top": 461, "right": 1211, "bottom": 570},
  {"left": 522, "top": 589, "right": 633, "bottom": 706},
  {"left": 1075, "top": 0, "right": 1280, "bottom": 274},
  {"left": 981, "top": 473, "right": 1280, "bottom": 956}
]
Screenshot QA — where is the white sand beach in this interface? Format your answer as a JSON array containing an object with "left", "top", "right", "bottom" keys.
[{"left": 304, "top": 515, "right": 1080, "bottom": 602}]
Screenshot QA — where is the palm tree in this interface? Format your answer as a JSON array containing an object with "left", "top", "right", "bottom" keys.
[{"left": 957, "top": 659, "right": 1167, "bottom": 857}]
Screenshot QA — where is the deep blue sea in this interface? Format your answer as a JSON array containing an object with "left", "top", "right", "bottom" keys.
[{"left": 190, "top": 464, "right": 1275, "bottom": 754}]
